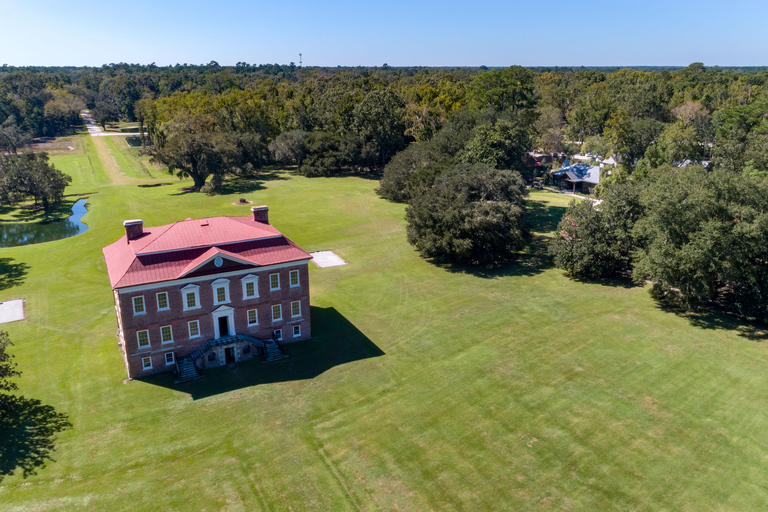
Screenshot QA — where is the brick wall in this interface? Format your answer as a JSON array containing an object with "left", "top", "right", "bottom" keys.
[{"left": 115, "top": 262, "right": 311, "bottom": 378}]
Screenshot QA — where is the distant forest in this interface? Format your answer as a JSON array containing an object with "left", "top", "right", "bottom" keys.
[
  {"left": 4, "top": 61, "right": 768, "bottom": 320},
  {"left": 2, "top": 62, "right": 768, "bottom": 189}
]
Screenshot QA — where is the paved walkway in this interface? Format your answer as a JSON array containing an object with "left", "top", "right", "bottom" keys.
[
  {"left": 0, "top": 299, "right": 25, "bottom": 324},
  {"left": 310, "top": 251, "right": 347, "bottom": 268}
]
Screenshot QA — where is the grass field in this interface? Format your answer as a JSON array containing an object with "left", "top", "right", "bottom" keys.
[{"left": 1, "top": 134, "right": 768, "bottom": 510}]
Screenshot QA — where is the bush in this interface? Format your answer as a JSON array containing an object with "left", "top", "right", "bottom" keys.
[{"left": 405, "top": 163, "right": 527, "bottom": 265}]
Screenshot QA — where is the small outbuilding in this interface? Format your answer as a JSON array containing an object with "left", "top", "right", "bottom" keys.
[{"left": 551, "top": 163, "right": 600, "bottom": 194}]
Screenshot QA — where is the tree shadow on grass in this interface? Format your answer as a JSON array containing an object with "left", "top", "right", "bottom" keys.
[
  {"left": 0, "top": 258, "right": 29, "bottom": 291},
  {"left": 0, "top": 395, "right": 72, "bottom": 483},
  {"left": 141, "top": 306, "right": 385, "bottom": 400},
  {"left": 170, "top": 171, "right": 290, "bottom": 197},
  {"left": 7, "top": 199, "right": 79, "bottom": 223},
  {"left": 526, "top": 200, "right": 567, "bottom": 236},
  {"left": 570, "top": 274, "right": 639, "bottom": 289},
  {"left": 657, "top": 303, "right": 768, "bottom": 341}
]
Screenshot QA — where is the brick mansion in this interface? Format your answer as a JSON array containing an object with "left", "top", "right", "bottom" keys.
[{"left": 102, "top": 206, "right": 311, "bottom": 381}]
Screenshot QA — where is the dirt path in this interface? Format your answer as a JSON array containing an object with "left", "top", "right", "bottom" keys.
[
  {"left": 90, "top": 135, "right": 135, "bottom": 185},
  {"left": 81, "top": 110, "right": 147, "bottom": 185}
]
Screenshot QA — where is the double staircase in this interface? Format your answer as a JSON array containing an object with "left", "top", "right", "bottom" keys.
[{"left": 175, "top": 334, "right": 288, "bottom": 384}]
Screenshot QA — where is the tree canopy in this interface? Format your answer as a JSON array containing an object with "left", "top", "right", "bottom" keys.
[{"left": 405, "top": 163, "right": 528, "bottom": 265}]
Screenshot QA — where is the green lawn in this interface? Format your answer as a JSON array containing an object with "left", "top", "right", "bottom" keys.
[{"left": 1, "top": 135, "right": 767, "bottom": 510}]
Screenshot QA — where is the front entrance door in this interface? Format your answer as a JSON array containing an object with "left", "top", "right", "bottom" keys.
[
  {"left": 225, "top": 346, "right": 235, "bottom": 363},
  {"left": 218, "top": 316, "right": 229, "bottom": 337}
]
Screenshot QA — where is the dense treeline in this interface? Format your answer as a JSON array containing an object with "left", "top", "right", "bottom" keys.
[
  {"left": 5, "top": 62, "right": 768, "bottom": 266},
  {"left": 550, "top": 167, "right": 768, "bottom": 322}
]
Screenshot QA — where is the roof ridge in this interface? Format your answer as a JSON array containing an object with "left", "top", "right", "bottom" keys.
[{"left": 133, "top": 221, "right": 178, "bottom": 254}]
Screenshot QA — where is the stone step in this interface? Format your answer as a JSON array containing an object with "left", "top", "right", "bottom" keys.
[
  {"left": 175, "top": 358, "right": 202, "bottom": 384},
  {"left": 264, "top": 342, "right": 288, "bottom": 362}
]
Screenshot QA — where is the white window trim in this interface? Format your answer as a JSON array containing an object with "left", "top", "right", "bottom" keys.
[
  {"left": 188, "top": 320, "right": 201, "bottom": 339},
  {"left": 137, "top": 329, "right": 150, "bottom": 349},
  {"left": 132, "top": 295, "right": 146, "bottom": 315},
  {"left": 291, "top": 300, "right": 301, "bottom": 317},
  {"left": 289, "top": 270, "right": 300, "bottom": 287},
  {"left": 273, "top": 329, "right": 283, "bottom": 341},
  {"left": 269, "top": 273, "right": 280, "bottom": 291},
  {"left": 182, "top": 284, "right": 201, "bottom": 311},
  {"left": 164, "top": 352, "right": 175, "bottom": 365},
  {"left": 241, "top": 274, "right": 259, "bottom": 299},
  {"left": 271, "top": 304, "right": 282, "bottom": 322},
  {"left": 156, "top": 291, "right": 170, "bottom": 311},
  {"left": 247, "top": 309, "right": 258, "bottom": 326},
  {"left": 142, "top": 356, "right": 153, "bottom": 369},
  {"left": 160, "top": 325, "right": 173, "bottom": 344},
  {"left": 293, "top": 325, "right": 301, "bottom": 338},
  {"left": 211, "top": 278, "right": 230, "bottom": 305}
]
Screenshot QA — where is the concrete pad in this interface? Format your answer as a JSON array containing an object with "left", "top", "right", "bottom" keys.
[
  {"left": 310, "top": 251, "right": 347, "bottom": 268},
  {"left": 0, "top": 299, "right": 25, "bottom": 324}
]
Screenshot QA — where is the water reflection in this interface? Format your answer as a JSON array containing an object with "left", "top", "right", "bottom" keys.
[{"left": 0, "top": 199, "right": 88, "bottom": 248}]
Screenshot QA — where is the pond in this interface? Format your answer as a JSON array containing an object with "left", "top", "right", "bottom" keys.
[{"left": 0, "top": 199, "right": 89, "bottom": 248}]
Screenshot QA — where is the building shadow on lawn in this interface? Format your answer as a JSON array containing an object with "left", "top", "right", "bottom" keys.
[
  {"left": 0, "top": 258, "right": 29, "bottom": 291},
  {"left": 0, "top": 395, "right": 72, "bottom": 483},
  {"left": 142, "top": 306, "right": 385, "bottom": 400}
]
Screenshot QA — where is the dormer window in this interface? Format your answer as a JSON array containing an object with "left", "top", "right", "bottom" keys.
[
  {"left": 212, "top": 279, "right": 230, "bottom": 305},
  {"left": 242, "top": 274, "right": 258, "bottom": 299},
  {"left": 181, "top": 284, "right": 200, "bottom": 311}
]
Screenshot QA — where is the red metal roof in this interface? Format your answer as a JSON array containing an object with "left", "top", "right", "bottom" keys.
[{"left": 102, "top": 216, "right": 311, "bottom": 289}]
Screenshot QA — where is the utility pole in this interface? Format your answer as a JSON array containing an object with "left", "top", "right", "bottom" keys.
[{"left": 299, "top": 53, "right": 302, "bottom": 67}]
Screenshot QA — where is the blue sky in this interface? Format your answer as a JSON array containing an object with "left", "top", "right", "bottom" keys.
[{"left": 0, "top": 0, "right": 766, "bottom": 67}]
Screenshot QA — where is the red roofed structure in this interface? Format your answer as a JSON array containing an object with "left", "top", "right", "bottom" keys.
[{"left": 103, "top": 206, "right": 312, "bottom": 381}]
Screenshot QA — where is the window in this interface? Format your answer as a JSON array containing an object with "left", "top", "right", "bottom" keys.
[
  {"left": 212, "top": 279, "right": 230, "bottom": 305},
  {"left": 269, "top": 273, "right": 280, "bottom": 290},
  {"left": 271, "top": 304, "right": 282, "bottom": 322},
  {"left": 160, "top": 325, "right": 173, "bottom": 344},
  {"left": 164, "top": 352, "right": 175, "bottom": 365},
  {"left": 188, "top": 320, "right": 200, "bottom": 338},
  {"left": 207, "top": 352, "right": 216, "bottom": 362},
  {"left": 290, "top": 270, "right": 300, "bottom": 287},
  {"left": 156, "top": 292, "right": 169, "bottom": 311},
  {"left": 182, "top": 284, "right": 200, "bottom": 311},
  {"left": 291, "top": 300, "right": 301, "bottom": 317},
  {"left": 242, "top": 275, "right": 258, "bottom": 299},
  {"left": 293, "top": 325, "right": 301, "bottom": 338},
  {"left": 137, "top": 330, "right": 150, "bottom": 349},
  {"left": 247, "top": 309, "right": 258, "bottom": 326},
  {"left": 242, "top": 345, "right": 251, "bottom": 354},
  {"left": 132, "top": 296, "right": 145, "bottom": 315},
  {"left": 273, "top": 329, "right": 283, "bottom": 341},
  {"left": 142, "top": 356, "right": 152, "bottom": 369}
]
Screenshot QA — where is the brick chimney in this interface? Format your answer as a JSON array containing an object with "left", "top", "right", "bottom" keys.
[
  {"left": 123, "top": 219, "right": 144, "bottom": 242},
  {"left": 251, "top": 206, "right": 269, "bottom": 224}
]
